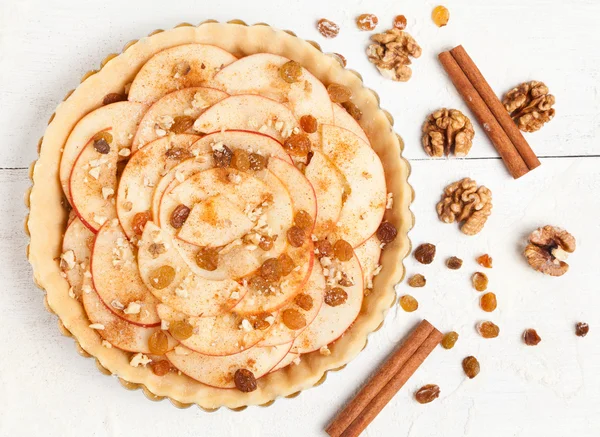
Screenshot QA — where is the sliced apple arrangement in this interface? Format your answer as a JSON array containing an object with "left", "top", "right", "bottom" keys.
[{"left": 58, "top": 44, "right": 397, "bottom": 393}]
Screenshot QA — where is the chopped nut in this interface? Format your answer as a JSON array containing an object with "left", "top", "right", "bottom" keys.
[
  {"left": 436, "top": 178, "right": 492, "bottom": 236},
  {"left": 523, "top": 328, "right": 542, "bottom": 346},
  {"left": 130, "top": 353, "right": 152, "bottom": 368},
  {"left": 524, "top": 225, "right": 575, "bottom": 277},
  {"left": 503, "top": 81, "right": 555, "bottom": 132},
  {"left": 366, "top": 28, "right": 421, "bottom": 82},
  {"left": 415, "top": 384, "right": 440, "bottom": 404},
  {"left": 319, "top": 346, "right": 331, "bottom": 356},
  {"left": 123, "top": 302, "right": 141, "bottom": 315},
  {"left": 60, "top": 250, "right": 76, "bottom": 270},
  {"left": 576, "top": 322, "right": 589, "bottom": 337},
  {"left": 88, "top": 323, "right": 105, "bottom": 330},
  {"left": 317, "top": 18, "right": 339, "bottom": 38},
  {"left": 422, "top": 109, "right": 474, "bottom": 157},
  {"left": 414, "top": 243, "right": 436, "bottom": 264},
  {"left": 101, "top": 340, "right": 113, "bottom": 348},
  {"left": 446, "top": 256, "right": 463, "bottom": 270},
  {"left": 407, "top": 274, "right": 426, "bottom": 287}
]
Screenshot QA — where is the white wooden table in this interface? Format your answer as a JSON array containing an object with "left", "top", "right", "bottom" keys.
[{"left": 2, "top": 0, "right": 599, "bottom": 435}]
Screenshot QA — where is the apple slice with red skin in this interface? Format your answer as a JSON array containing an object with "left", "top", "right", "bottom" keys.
[
  {"left": 138, "top": 222, "right": 246, "bottom": 317},
  {"left": 193, "top": 95, "right": 300, "bottom": 143},
  {"left": 61, "top": 217, "right": 95, "bottom": 297},
  {"left": 60, "top": 102, "right": 146, "bottom": 201},
  {"left": 354, "top": 234, "right": 382, "bottom": 288},
  {"left": 292, "top": 254, "right": 364, "bottom": 354},
  {"left": 69, "top": 129, "right": 118, "bottom": 232},
  {"left": 321, "top": 124, "right": 387, "bottom": 247},
  {"left": 91, "top": 220, "right": 160, "bottom": 326},
  {"left": 116, "top": 134, "right": 203, "bottom": 239},
  {"left": 166, "top": 342, "right": 292, "bottom": 388},
  {"left": 82, "top": 285, "right": 176, "bottom": 353},
  {"left": 127, "top": 44, "right": 237, "bottom": 105},
  {"left": 132, "top": 87, "right": 228, "bottom": 152},
  {"left": 332, "top": 103, "right": 370, "bottom": 145},
  {"left": 269, "top": 350, "right": 300, "bottom": 373}
]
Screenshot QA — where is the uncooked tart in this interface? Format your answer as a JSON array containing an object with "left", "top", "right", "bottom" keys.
[{"left": 26, "top": 21, "right": 413, "bottom": 409}]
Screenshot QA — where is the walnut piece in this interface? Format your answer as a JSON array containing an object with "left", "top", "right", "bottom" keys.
[
  {"left": 366, "top": 28, "right": 421, "bottom": 82},
  {"left": 436, "top": 178, "right": 492, "bottom": 236},
  {"left": 524, "top": 225, "right": 575, "bottom": 276},
  {"left": 422, "top": 108, "right": 475, "bottom": 157},
  {"left": 503, "top": 81, "right": 556, "bottom": 132}
]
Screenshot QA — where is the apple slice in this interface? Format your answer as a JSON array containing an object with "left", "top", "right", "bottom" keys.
[
  {"left": 193, "top": 95, "right": 300, "bottom": 143},
  {"left": 61, "top": 217, "right": 94, "bottom": 297},
  {"left": 354, "top": 235, "right": 382, "bottom": 288},
  {"left": 292, "top": 254, "right": 364, "bottom": 354},
  {"left": 258, "top": 261, "right": 325, "bottom": 347},
  {"left": 127, "top": 44, "right": 237, "bottom": 105},
  {"left": 131, "top": 87, "right": 228, "bottom": 151},
  {"left": 90, "top": 220, "right": 160, "bottom": 326},
  {"left": 269, "top": 351, "right": 300, "bottom": 373},
  {"left": 116, "top": 134, "right": 204, "bottom": 239},
  {"left": 166, "top": 343, "right": 291, "bottom": 388},
  {"left": 60, "top": 101, "right": 146, "bottom": 201},
  {"left": 332, "top": 103, "right": 369, "bottom": 145},
  {"left": 304, "top": 150, "right": 344, "bottom": 239},
  {"left": 82, "top": 286, "right": 176, "bottom": 353},
  {"left": 69, "top": 129, "right": 118, "bottom": 232},
  {"left": 321, "top": 125, "right": 387, "bottom": 247},
  {"left": 138, "top": 222, "right": 246, "bottom": 317}
]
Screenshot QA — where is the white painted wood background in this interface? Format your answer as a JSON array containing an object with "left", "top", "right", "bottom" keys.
[{"left": 1, "top": 0, "right": 599, "bottom": 436}]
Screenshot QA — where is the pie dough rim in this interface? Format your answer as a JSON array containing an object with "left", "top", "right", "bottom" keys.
[{"left": 25, "top": 20, "right": 415, "bottom": 410}]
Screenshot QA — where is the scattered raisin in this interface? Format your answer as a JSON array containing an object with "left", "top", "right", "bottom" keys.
[
  {"left": 252, "top": 314, "right": 271, "bottom": 331},
  {"left": 400, "top": 295, "right": 419, "bottom": 312},
  {"left": 279, "top": 60, "right": 302, "bottom": 84},
  {"left": 248, "top": 153, "right": 267, "bottom": 171},
  {"left": 287, "top": 226, "right": 305, "bottom": 247},
  {"left": 477, "top": 254, "right": 493, "bottom": 268},
  {"left": 415, "top": 384, "right": 440, "bottom": 404},
  {"left": 300, "top": 115, "right": 318, "bottom": 133},
  {"left": 414, "top": 243, "right": 436, "bottom": 264},
  {"left": 327, "top": 83, "right": 352, "bottom": 103},
  {"left": 342, "top": 101, "right": 362, "bottom": 121},
  {"left": 333, "top": 239, "right": 353, "bottom": 262},
  {"left": 576, "top": 322, "right": 589, "bottom": 337},
  {"left": 195, "top": 247, "right": 219, "bottom": 271},
  {"left": 249, "top": 276, "right": 270, "bottom": 293},
  {"left": 295, "top": 293, "right": 313, "bottom": 311},
  {"left": 213, "top": 145, "right": 233, "bottom": 167},
  {"left": 356, "top": 13, "right": 378, "bottom": 31},
  {"left": 393, "top": 15, "right": 407, "bottom": 30},
  {"left": 477, "top": 321, "right": 500, "bottom": 339},
  {"left": 315, "top": 239, "right": 333, "bottom": 258},
  {"left": 338, "top": 272, "right": 354, "bottom": 287},
  {"left": 132, "top": 211, "right": 151, "bottom": 236},
  {"left": 480, "top": 292, "right": 497, "bottom": 312},
  {"left": 408, "top": 274, "right": 426, "bottom": 288},
  {"left": 170, "top": 204, "right": 190, "bottom": 229},
  {"left": 324, "top": 287, "right": 348, "bottom": 307},
  {"left": 317, "top": 18, "right": 340, "bottom": 38},
  {"left": 102, "top": 93, "right": 127, "bottom": 105},
  {"left": 446, "top": 256, "right": 463, "bottom": 270},
  {"left": 295, "top": 210, "right": 313, "bottom": 230},
  {"left": 472, "top": 272, "right": 488, "bottom": 291},
  {"left": 284, "top": 133, "right": 311, "bottom": 157},
  {"left": 151, "top": 360, "right": 171, "bottom": 376},
  {"left": 93, "top": 131, "right": 112, "bottom": 154},
  {"left": 165, "top": 147, "right": 192, "bottom": 160},
  {"left": 441, "top": 331, "right": 459, "bottom": 349},
  {"left": 261, "top": 258, "right": 282, "bottom": 282},
  {"left": 148, "top": 331, "right": 169, "bottom": 355},
  {"left": 258, "top": 235, "right": 274, "bottom": 251},
  {"left": 377, "top": 222, "right": 398, "bottom": 244},
  {"left": 282, "top": 309, "right": 307, "bottom": 330},
  {"left": 149, "top": 265, "right": 176, "bottom": 289},
  {"left": 278, "top": 253, "right": 295, "bottom": 276},
  {"left": 234, "top": 368, "right": 257, "bottom": 392},
  {"left": 462, "top": 356, "right": 480, "bottom": 379},
  {"left": 231, "top": 149, "right": 250, "bottom": 171},
  {"left": 432, "top": 5, "right": 450, "bottom": 27},
  {"left": 523, "top": 329, "right": 541, "bottom": 346},
  {"left": 170, "top": 320, "right": 194, "bottom": 340},
  {"left": 170, "top": 116, "right": 195, "bottom": 134}
]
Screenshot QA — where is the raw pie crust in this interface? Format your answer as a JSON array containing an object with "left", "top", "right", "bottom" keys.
[{"left": 26, "top": 21, "right": 413, "bottom": 409}]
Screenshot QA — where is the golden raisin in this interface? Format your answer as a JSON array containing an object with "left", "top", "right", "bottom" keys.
[
  {"left": 261, "top": 258, "right": 282, "bottom": 282},
  {"left": 342, "top": 101, "right": 362, "bottom": 121},
  {"left": 480, "top": 292, "right": 497, "bottom": 312},
  {"left": 295, "top": 293, "right": 313, "bottom": 311},
  {"left": 477, "top": 321, "right": 500, "bottom": 339},
  {"left": 393, "top": 15, "right": 407, "bottom": 30},
  {"left": 170, "top": 115, "right": 195, "bottom": 134},
  {"left": 295, "top": 210, "right": 313, "bottom": 230},
  {"left": 149, "top": 265, "right": 176, "bottom": 289},
  {"left": 400, "top": 295, "right": 419, "bottom": 312},
  {"left": 165, "top": 147, "right": 192, "bottom": 160},
  {"left": 576, "top": 322, "right": 589, "bottom": 337},
  {"left": 408, "top": 274, "right": 426, "bottom": 288},
  {"left": 132, "top": 211, "right": 151, "bottom": 236},
  {"left": 300, "top": 115, "right": 318, "bottom": 133},
  {"left": 151, "top": 360, "right": 171, "bottom": 376},
  {"left": 356, "top": 13, "right": 378, "bottom": 31},
  {"left": 213, "top": 145, "right": 233, "bottom": 167},
  {"left": 432, "top": 5, "right": 450, "bottom": 27},
  {"left": 327, "top": 83, "right": 352, "bottom": 103},
  {"left": 446, "top": 256, "right": 463, "bottom": 270},
  {"left": 278, "top": 253, "right": 295, "bottom": 276},
  {"left": 325, "top": 287, "right": 348, "bottom": 306},
  {"left": 415, "top": 384, "right": 440, "bottom": 404},
  {"left": 523, "top": 329, "right": 541, "bottom": 346},
  {"left": 170, "top": 204, "right": 190, "bottom": 229},
  {"left": 462, "top": 356, "right": 480, "bottom": 379},
  {"left": 477, "top": 254, "right": 493, "bottom": 268},
  {"left": 252, "top": 315, "right": 271, "bottom": 331},
  {"left": 195, "top": 247, "right": 219, "bottom": 271},
  {"left": 414, "top": 243, "right": 436, "bottom": 264},
  {"left": 287, "top": 226, "right": 305, "bottom": 247},
  {"left": 170, "top": 320, "right": 194, "bottom": 340},
  {"left": 102, "top": 93, "right": 127, "bottom": 105},
  {"left": 472, "top": 272, "right": 488, "bottom": 291},
  {"left": 441, "top": 331, "right": 459, "bottom": 349},
  {"left": 377, "top": 222, "right": 398, "bottom": 244},
  {"left": 248, "top": 153, "right": 268, "bottom": 171},
  {"left": 333, "top": 239, "right": 353, "bottom": 262},
  {"left": 249, "top": 276, "right": 270, "bottom": 293},
  {"left": 234, "top": 368, "right": 257, "bottom": 392},
  {"left": 279, "top": 60, "right": 302, "bottom": 83},
  {"left": 148, "top": 331, "right": 169, "bottom": 355},
  {"left": 258, "top": 235, "right": 274, "bottom": 251},
  {"left": 282, "top": 309, "right": 307, "bottom": 330},
  {"left": 315, "top": 239, "right": 333, "bottom": 258},
  {"left": 93, "top": 131, "right": 113, "bottom": 154},
  {"left": 317, "top": 18, "right": 340, "bottom": 38},
  {"left": 283, "top": 133, "right": 312, "bottom": 157},
  {"left": 231, "top": 149, "right": 250, "bottom": 171}
]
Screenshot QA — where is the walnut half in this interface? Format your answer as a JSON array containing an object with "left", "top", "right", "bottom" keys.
[
  {"left": 503, "top": 81, "right": 555, "bottom": 133},
  {"left": 422, "top": 108, "right": 475, "bottom": 157},
  {"left": 436, "top": 178, "right": 492, "bottom": 236},
  {"left": 524, "top": 225, "right": 575, "bottom": 276},
  {"left": 366, "top": 28, "right": 421, "bottom": 82}
]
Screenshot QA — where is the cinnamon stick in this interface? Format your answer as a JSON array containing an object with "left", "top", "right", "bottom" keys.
[
  {"left": 326, "top": 320, "right": 440, "bottom": 437},
  {"left": 438, "top": 51, "right": 530, "bottom": 179}
]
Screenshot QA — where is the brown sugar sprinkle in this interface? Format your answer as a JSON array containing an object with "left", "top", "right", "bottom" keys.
[
  {"left": 446, "top": 256, "right": 463, "bottom": 270},
  {"left": 287, "top": 226, "right": 306, "bottom": 247},
  {"left": 170, "top": 115, "right": 195, "bottom": 134},
  {"left": 377, "top": 222, "right": 398, "bottom": 244},
  {"left": 102, "top": 92, "right": 127, "bottom": 106},
  {"left": 477, "top": 321, "right": 500, "bottom": 339},
  {"left": 441, "top": 331, "right": 459, "bottom": 349},
  {"left": 432, "top": 5, "right": 450, "bottom": 27},
  {"left": 213, "top": 144, "right": 233, "bottom": 167},
  {"left": 132, "top": 211, "right": 151, "bottom": 236},
  {"left": 408, "top": 274, "right": 426, "bottom": 288},
  {"left": 294, "top": 293, "right": 313, "bottom": 311},
  {"left": 415, "top": 384, "right": 440, "bottom": 404},
  {"left": 480, "top": 292, "right": 497, "bottom": 312},
  {"left": 279, "top": 60, "right": 302, "bottom": 83},
  {"left": 315, "top": 239, "right": 333, "bottom": 258},
  {"left": 151, "top": 360, "right": 171, "bottom": 376},
  {"left": 284, "top": 133, "right": 312, "bottom": 157},
  {"left": 149, "top": 265, "right": 176, "bottom": 289},
  {"left": 260, "top": 258, "right": 282, "bottom": 283},
  {"left": 414, "top": 243, "right": 436, "bottom": 264},
  {"left": 300, "top": 115, "right": 318, "bottom": 133},
  {"left": 523, "top": 329, "right": 542, "bottom": 346},
  {"left": 170, "top": 204, "right": 191, "bottom": 229},
  {"left": 317, "top": 18, "right": 340, "bottom": 38},
  {"left": 148, "top": 331, "right": 169, "bottom": 355},
  {"left": 231, "top": 149, "right": 251, "bottom": 171},
  {"left": 462, "top": 356, "right": 480, "bottom": 379},
  {"left": 356, "top": 14, "right": 379, "bottom": 31},
  {"left": 327, "top": 83, "right": 352, "bottom": 103},
  {"left": 576, "top": 322, "right": 589, "bottom": 337},
  {"left": 333, "top": 239, "right": 354, "bottom": 262},
  {"left": 472, "top": 272, "right": 489, "bottom": 291},
  {"left": 93, "top": 131, "right": 113, "bottom": 154},
  {"left": 393, "top": 15, "right": 407, "bottom": 30},
  {"left": 325, "top": 287, "right": 348, "bottom": 307},
  {"left": 477, "top": 254, "right": 493, "bottom": 268},
  {"left": 282, "top": 309, "right": 307, "bottom": 330},
  {"left": 248, "top": 153, "right": 268, "bottom": 171},
  {"left": 294, "top": 209, "right": 313, "bottom": 230},
  {"left": 258, "top": 235, "right": 274, "bottom": 251},
  {"left": 170, "top": 320, "right": 194, "bottom": 340},
  {"left": 234, "top": 368, "right": 257, "bottom": 392},
  {"left": 165, "top": 147, "right": 192, "bottom": 161},
  {"left": 399, "top": 294, "right": 418, "bottom": 312},
  {"left": 342, "top": 101, "right": 362, "bottom": 121},
  {"left": 195, "top": 247, "right": 219, "bottom": 271}
]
